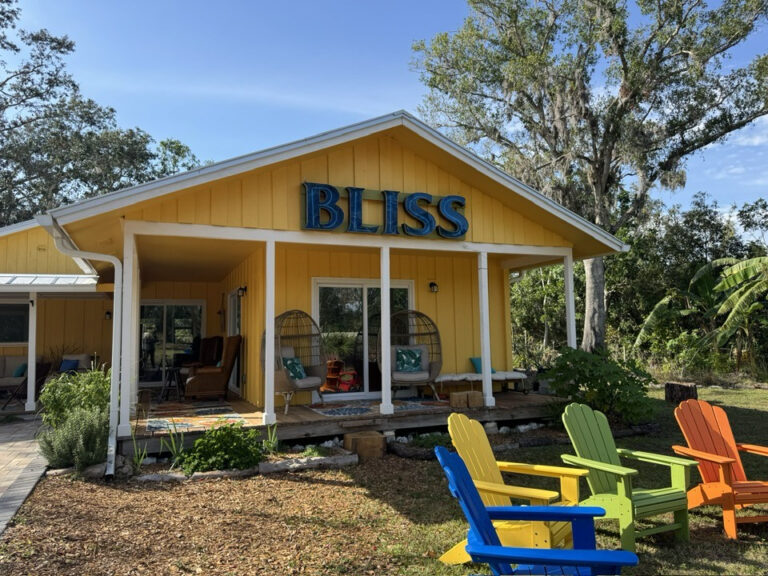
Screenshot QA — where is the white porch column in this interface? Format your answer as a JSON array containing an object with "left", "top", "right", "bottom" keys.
[
  {"left": 379, "top": 246, "right": 393, "bottom": 415},
  {"left": 118, "top": 231, "right": 136, "bottom": 436},
  {"left": 478, "top": 251, "right": 495, "bottom": 407},
  {"left": 263, "top": 240, "right": 276, "bottom": 425},
  {"left": 25, "top": 292, "right": 37, "bottom": 412},
  {"left": 564, "top": 252, "right": 577, "bottom": 349}
]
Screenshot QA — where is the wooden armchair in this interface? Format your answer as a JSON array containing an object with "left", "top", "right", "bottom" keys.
[
  {"left": 673, "top": 399, "right": 768, "bottom": 539},
  {"left": 435, "top": 446, "right": 638, "bottom": 576},
  {"left": 441, "top": 413, "right": 589, "bottom": 564},
  {"left": 185, "top": 335, "right": 241, "bottom": 399},
  {"left": 561, "top": 403, "right": 698, "bottom": 551}
]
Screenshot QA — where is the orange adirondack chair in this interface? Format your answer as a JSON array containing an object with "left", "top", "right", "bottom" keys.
[{"left": 673, "top": 399, "right": 768, "bottom": 539}]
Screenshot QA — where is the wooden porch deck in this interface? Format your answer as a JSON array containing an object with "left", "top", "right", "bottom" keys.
[{"left": 123, "top": 390, "right": 562, "bottom": 455}]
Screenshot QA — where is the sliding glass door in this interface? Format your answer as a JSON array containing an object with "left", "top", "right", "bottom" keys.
[
  {"left": 314, "top": 279, "right": 412, "bottom": 398},
  {"left": 139, "top": 301, "right": 205, "bottom": 384}
]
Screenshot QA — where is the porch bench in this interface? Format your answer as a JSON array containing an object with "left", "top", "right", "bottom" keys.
[{"left": 436, "top": 370, "right": 528, "bottom": 393}]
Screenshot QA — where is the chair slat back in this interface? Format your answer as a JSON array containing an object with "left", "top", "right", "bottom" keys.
[
  {"left": 434, "top": 446, "right": 512, "bottom": 576},
  {"left": 562, "top": 403, "right": 621, "bottom": 495},
  {"left": 448, "top": 413, "right": 509, "bottom": 507},
  {"left": 675, "top": 399, "right": 746, "bottom": 483}
]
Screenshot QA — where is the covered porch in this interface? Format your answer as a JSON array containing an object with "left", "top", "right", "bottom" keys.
[{"left": 116, "top": 218, "right": 578, "bottom": 438}]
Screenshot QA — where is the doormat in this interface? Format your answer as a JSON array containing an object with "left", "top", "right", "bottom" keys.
[{"left": 308, "top": 397, "right": 447, "bottom": 418}]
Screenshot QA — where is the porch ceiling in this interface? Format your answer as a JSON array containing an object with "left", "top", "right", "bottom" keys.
[{"left": 135, "top": 235, "right": 259, "bottom": 282}]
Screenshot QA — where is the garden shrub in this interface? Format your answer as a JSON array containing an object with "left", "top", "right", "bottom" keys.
[
  {"left": 38, "top": 406, "right": 109, "bottom": 471},
  {"left": 409, "top": 432, "right": 452, "bottom": 450},
  {"left": 39, "top": 368, "right": 110, "bottom": 428},
  {"left": 547, "top": 348, "right": 653, "bottom": 425},
  {"left": 180, "top": 421, "right": 263, "bottom": 475}
]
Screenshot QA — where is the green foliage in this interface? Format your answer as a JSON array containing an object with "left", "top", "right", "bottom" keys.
[
  {"left": 131, "top": 426, "right": 148, "bottom": 474},
  {"left": 158, "top": 420, "right": 185, "bottom": 470},
  {"left": 408, "top": 432, "right": 452, "bottom": 450},
  {"left": 180, "top": 421, "right": 263, "bottom": 475},
  {"left": 262, "top": 423, "right": 279, "bottom": 455},
  {"left": 39, "top": 368, "right": 110, "bottom": 429},
  {"left": 301, "top": 445, "right": 331, "bottom": 458},
  {"left": 547, "top": 348, "right": 653, "bottom": 425},
  {"left": 37, "top": 406, "right": 108, "bottom": 471}
]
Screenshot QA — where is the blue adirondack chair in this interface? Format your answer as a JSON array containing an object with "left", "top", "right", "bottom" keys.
[{"left": 435, "top": 446, "right": 639, "bottom": 576}]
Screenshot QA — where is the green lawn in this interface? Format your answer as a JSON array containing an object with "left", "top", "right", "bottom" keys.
[
  {"left": 2, "top": 386, "right": 767, "bottom": 575},
  {"left": 431, "top": 386, "right": 768, "bottom": 575}
]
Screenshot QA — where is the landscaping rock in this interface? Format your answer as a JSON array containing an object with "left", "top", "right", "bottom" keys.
[
  {"left": 46, "top": 467, "right": 75, "bottom": 477},
  {"left": 189, "top": 467, "right": 259, "bottom": 481},
  {"left": 134, "top": 472, "right": 186, "bottom": 483},
  {"left": 483, "top": 422, "right": 499, "bottom": 435},
  {"left": 258, "top": 452, "right": 358, "bottom": 474},
  {"left": 82, "top": 462, "right": 106, "bottom": 478}
]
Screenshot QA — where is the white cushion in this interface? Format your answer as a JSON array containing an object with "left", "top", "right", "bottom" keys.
[
  {"left": 293, "top": 376, "right": 322, "bottom": 390},
  {"left": 3, "top": 356, "right": 27, "bottom": 378},
  {"left": 392, "top": 370, "right": 430, "bottom": 383},
  {"left": 0, "top": 376, "right": 26, "bottom": 389}
]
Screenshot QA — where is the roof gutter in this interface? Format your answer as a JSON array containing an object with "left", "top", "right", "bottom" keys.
[{"left": 36, "top": 213, "right": 122, "bottom": 479}]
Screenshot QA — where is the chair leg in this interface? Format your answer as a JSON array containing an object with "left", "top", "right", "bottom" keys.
[
  {"left": 674, "top": 507, "right": 690, "bottom": 542},
  {"left": 722, "top": 502, "right": 738, "bottom": 539},
  {"left": 282, "top": 392, "right": 293, "bottom": 415},
  {"left": 618, "top": 511, "right": 636, "bottom": 552}
]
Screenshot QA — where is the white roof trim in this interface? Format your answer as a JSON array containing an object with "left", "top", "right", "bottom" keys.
[
  {"left": 0, "top": 219, "right": 39, "bottom": 238},
  {"left": 41, "top": 110, "right": 625, "bottom": 252},
  {"left": 0, "top": 274, "right": 98, "bottom": 292}
]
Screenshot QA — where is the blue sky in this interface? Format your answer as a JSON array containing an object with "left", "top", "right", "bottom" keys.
[{"left": 20, "top": 1, "right": 768, "bottom": 212}]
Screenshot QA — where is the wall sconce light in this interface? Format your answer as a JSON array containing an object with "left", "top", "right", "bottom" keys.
[
  {"left": 429, "top": 281, "right": 439, "bottom": 293},
  {"left": 237, "top": 286, "right": 247, "bottom": 298},
  {"left": 105, "top": 310, "right": 112, "bottom": 320}
]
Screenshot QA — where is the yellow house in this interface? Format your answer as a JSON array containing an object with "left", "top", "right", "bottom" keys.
[{"left": 0, "top": 111, "right": 625, "bottom": 468}]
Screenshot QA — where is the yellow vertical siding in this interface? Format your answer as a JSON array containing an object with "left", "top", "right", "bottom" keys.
[{"left": 0, "top": 227, "right": 81, "bottom": 275}]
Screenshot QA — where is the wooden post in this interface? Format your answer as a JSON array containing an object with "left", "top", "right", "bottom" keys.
[
  {"left": 380, "top": 246, "right": 394, "bottom": 415},
  {"left": 264, "top": 240, "right": 276, "bottom": 425}
]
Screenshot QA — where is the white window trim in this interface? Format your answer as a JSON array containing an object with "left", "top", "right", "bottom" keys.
[{"left": 311, "top": 277, "right": 414, "bottom": 401}]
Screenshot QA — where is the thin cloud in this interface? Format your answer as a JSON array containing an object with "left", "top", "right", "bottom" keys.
[{"left": 732, "top": 116, "right": 768, "bottom": 147}]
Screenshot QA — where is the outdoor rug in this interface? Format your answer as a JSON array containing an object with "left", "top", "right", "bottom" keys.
[
  {"left": 143, "top": 399, "right": 248, "bottom": 434},
  {"left": 308, "top": 397, "right": 448, "bottom": 418}
]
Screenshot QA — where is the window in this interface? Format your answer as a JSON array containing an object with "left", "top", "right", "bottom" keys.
[{"left": 0, "top": 303, "right": 29, "bottom": 344}]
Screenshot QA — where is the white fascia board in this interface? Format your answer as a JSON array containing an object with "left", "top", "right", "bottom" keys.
[
  {"left": 34, "top": 213, "right": 98, "bottom": 274},
  {"left": 0, "top": 219, "right": 39, "bottom": 238},
  {"left": 49, "top": 112, "right": 407, "bottom": 226}
]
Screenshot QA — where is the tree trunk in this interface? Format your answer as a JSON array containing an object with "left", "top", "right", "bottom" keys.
[{"left": 582, "top": 256, "right": 606, "bottom": 352}]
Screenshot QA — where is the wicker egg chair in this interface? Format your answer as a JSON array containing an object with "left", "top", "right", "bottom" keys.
[
  {"left": 376, "top": 309, "right": 442, "bottom": 399},
  {"left": 263, "top": 309, "right": 327, "bottom": 414}
]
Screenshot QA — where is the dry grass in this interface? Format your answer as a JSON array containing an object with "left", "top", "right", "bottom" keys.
[{"left": 1, "top": 386, "right": 768, "bottom": 575}]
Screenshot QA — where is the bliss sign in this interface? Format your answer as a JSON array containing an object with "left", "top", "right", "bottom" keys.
[{"left": 302, "top": 182, "right": 469, "bottom": 239}]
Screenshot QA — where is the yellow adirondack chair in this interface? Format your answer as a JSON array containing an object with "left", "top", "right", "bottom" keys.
[{"left": 442, "top": 413, "right": 589, "bottom": 565}]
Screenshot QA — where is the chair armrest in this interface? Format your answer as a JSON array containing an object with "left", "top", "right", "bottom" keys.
[
  {"left": 561, "top": 454, "right": 638, "bottom": 477},
  {"left": 497, "top": 461, "right": 590, "bottom": 478},
  {"left": 465, "top": 543, "right": 638, "bottom": 569},
  {"left": 617, "top": 448, "right": 698, "bottom": 468},
  {"left": 474, "top": 480, "right": 559, "bottom": 503},
  {"left": 486, "top": 505, "right": 606, "bottom": 522},
  {"left": 672, "top": 445, "right": 736, "bottom": 465},
  {"left": 737, "top": 443, "right": 768, "bottom": 457}
]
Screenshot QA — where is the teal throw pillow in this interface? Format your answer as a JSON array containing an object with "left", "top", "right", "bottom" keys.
[
  {"left": 12, "top": 363, "right": 27, "bottom": 377},
  {"left": 283, "top": 357, "right": 307, "bottom": 380},
  {"left": 470, "top": 357, "right": 496, "bottom": 374},
  {"left": 396, "top": 348, "right": 422, "bottom": 372}
]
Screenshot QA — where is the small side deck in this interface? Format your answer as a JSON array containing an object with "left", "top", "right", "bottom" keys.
[{"left": 122, "top": 391, "right": 562, "bottom": 455}]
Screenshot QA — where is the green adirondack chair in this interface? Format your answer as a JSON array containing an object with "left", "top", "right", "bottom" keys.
[{"left": 561, "top": 403, "right": 698, "bottom": 551}]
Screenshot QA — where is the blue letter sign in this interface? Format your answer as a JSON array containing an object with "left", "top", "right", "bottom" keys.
[
  {"left": 302, "top": 183, "right": 467, "bottom": 239},
  {"left": 304, "top": 182, "right": 344, "bottom": 230}
]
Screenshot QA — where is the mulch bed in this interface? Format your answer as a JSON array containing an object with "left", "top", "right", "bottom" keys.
[{"left": 0, "top": 456, "right": 453, "bottom": 576}]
